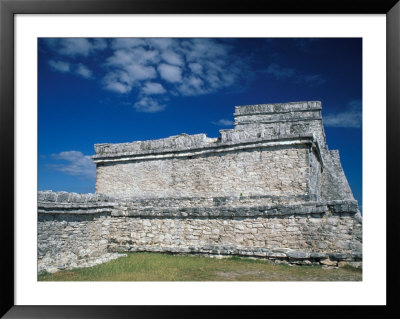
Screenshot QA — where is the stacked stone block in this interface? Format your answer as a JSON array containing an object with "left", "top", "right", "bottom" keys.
[{"left": 37, "top": 191, "right": 123, "bottom": 273}]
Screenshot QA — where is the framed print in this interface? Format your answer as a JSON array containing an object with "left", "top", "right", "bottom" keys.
[{"left": 1, "top": 0, "right": 399, "bottom": 317}]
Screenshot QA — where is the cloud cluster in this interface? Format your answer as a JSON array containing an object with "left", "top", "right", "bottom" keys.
[
  {"left": 48, "top": 151, "right": 96, "bottom": 179},
  {"left": 133, "top": 97, "right": 166, "bottom": 113},
  {"left": 324, "top": 100, "right": 362, "bottom": 128},
  {"left": 43, "top": 38, "right": 246, "bottom": 113},
  {"left": 48, "top": 60, "right": 94, "bottom": 79},
  {"left": 102, "top": 38, "right": 243, "bottom": 111},
  {"left": 42, "top": 38, "right": 329, "bottom": 113},
  {"left": 45, "top": 38, "right": 107, "bottom": 57},
  {"left": 44, "top": 38, "right": 107, "bottom": 79}
]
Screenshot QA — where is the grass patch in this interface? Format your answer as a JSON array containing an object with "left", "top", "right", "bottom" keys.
[{"left": 38, "top": 252, "right": 362, "bottom": 281}]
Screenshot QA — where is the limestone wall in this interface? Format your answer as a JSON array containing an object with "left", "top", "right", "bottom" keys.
[
  {"left": 108, "top": 209, "right": 362, "bottom": 263},
  {"left": 38, "top": 191, "right": 362, "bottom": 272},
  {"left": 91, "top": 101, "right": 342, "bottom": 202},
  {"left": 233, "top": 101, "right": 327, "bottom": 149},
  {"left": 37, "top": 192, "right": 123, "bottom": 273},
  {"left": 95, "top": 144, "right": 315, "bottom": 199},
  {"left": 109, "top": 196, "right": 362, "bottom": 262}
]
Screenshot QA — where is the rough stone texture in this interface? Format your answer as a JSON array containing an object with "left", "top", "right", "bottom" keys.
[
  {"left": 107, "top": 205, "right": 362, "bottom": 258},
  {"left": 233, "top": 101, "right": 327, "bottom": 149},
  {"left": 95, "top": 144, "right": 314, "bottom": 199},
  {"left": 38, "top": 101, "right": 362, "bottom": 272},
  {"left": 37, "top": 192, "right": 124, "bottom": 273}
]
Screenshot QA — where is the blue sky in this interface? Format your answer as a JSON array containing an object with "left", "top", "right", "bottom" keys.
[{"left": 38, "top": 38, "right": 362, "bottom": 208}]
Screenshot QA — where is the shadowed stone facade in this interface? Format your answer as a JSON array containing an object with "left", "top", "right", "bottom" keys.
[{"left": 38, "top": 101, "right": 362, "bottom": 273}]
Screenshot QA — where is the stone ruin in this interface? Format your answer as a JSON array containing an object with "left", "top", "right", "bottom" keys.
[{"left": 38, "top": 101, "right": 362, "bottom": 273}]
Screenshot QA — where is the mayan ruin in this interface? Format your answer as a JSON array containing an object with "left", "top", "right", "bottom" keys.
[{"left": 38, "top": 101, "right": 362, "bottom": 273}]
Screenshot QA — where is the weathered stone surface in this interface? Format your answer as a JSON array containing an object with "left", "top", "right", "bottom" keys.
[
  {"left": 310, "top": 252, "right": 327, "bottom": 260},
  {"left": 328, "top": 253, "right": 353, "bottom": 261},
  {"left": 348, "top": 261, "right": 362, "bottom": 269},
  {"left": 94, "top": 142, "right": 314, "bottom": 199},
  {"left": 320, "top": 258, "right": 338, "bottom": 266},
  {"left": 38, "top": 101, "right": 362, "bottom": 273},
  {"left": 287, "top": 251, "right": 310, "bottom": 259}
]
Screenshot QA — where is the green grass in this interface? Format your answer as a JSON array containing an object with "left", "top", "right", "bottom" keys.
[{"left": 38, "top": 252, "right": 362, "bottom": 281}]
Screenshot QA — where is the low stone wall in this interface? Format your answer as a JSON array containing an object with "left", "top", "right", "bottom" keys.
[
  {"left": 38, "top": 191, "right": 124, "bottom": 273},
  {"left": 109, "top": 198, "right": 362, "bottom": 266},
  {"left": 38, "top": 191, "right": 362, "bottom": 272}
]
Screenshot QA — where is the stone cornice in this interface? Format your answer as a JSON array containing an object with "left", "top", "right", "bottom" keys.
[
  {"left": 92, "top": 133, "right": 321, "bottom": 164},
  {"left": 37, "top": 193, "right": 359, "bottom": 217},
  {"left": 234, "top": 101, "right": 322, "bottom": 116}
]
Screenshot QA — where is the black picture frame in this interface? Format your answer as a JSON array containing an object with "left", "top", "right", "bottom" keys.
[{"left": 1, "top": 0, "right": 399, "bottom": 317}]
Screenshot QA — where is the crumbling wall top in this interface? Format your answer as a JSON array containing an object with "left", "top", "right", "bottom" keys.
[
  {"left": 92, "top": 101, "right": 325, "bottom": 163},
  {"left": 234, "top": 101, "right": 322, "bottom": 116}
]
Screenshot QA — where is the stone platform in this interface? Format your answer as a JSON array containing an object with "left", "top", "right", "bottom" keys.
[{"left": 38, "top": 101, "right": 362, "bottom": 273}]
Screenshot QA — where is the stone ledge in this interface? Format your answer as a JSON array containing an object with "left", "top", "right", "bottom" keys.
[
  {"left": 38, "top": 192, "right": 116, "bottom": 214},
  {"left": 38, "top": 208, "right": 114, "bottom": 215},
  {"left": 328, "top": 200, "right": 359, "bottom": 213},
  {"left": 109, "top": 244, "right": 361, "bottom": 266},
  {"left": 37, "top": 191, "right": 359, "bottom": 218},
  {"left": 112, "top": 200, "right": 358, "bottom": 218},
  {"left": 110, "top": 193, "right": 313, "bottom": 204},
  {"left": 234, "top": 116, "right": 322, "bottom": 126},
  {"left": 38, "top": 191, "right": 115, "bottom": 203},
  {"left": 92, "top": 133, "right": 317, "bottom": 163},
  {"left": 234, "top": 101, "right": 322, "bottom": 116},
  {"left": 38, "top": 202, "right": 117, "bottom": 209},
  {"left": 112, "top": 203, "right": 329, "bottom": 218}
]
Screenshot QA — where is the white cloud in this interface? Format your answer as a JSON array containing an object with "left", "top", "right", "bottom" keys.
[
  {"left": 103, "top": 48, "right": 159, "bottom": 93},
  {"left": 75, "top": 63, "right": 93, "bottom": 79},
  {"left": 181, "top": 38, "right": 229, "bottom": 62},
  {"left": 48, "top": 60, "right": 70, "bottom": 73},
  {"left": 103, "top": 39, "right": 243, "bottom": 98},
  {"left": 106, "top": 49, "right": 136, "bottom": 66},
  {"left": 102, "top": 63, "right": 157, "bottom": 93},
  {"left": 49, "top": 151, "right": 96, "bottom": 179},
  {"left": 43, "top": 38, "right": 108, "bottom": 58},
  {"left": 147, "top": 38, "right": 174, "bottom": 50},
  {"left": 58, "top": 38, "right": 93, "bottom": 56},
  {"left": 212, "top": 119, "right": 234, "bottom": 126},
  {"left": 142, "top": 82, "right": 166, "bottom": 95},
  {"left": 161, "top": 50, "right": 184, "bottom": 66},
  {"left": 103, "top": 71, "right": 132, "bottom": 93},
  {"left": 158, "top": 63, "right": 182, "bottom": 83},
  {"left": 92, "top": 38, "right": 107, "bottom": 50},
  {"left": 107, "top": 48, "right": 159, "bottom": 67},
  {"left": 323, "top": 100, "right": 362, "bottom": 128},
  {"left": 126, "top": 63, "right": 157, "bottom": 81},
  {"left": 48, "top": 60, "right": 95, "bottom": 80},
  {"left": 105, "top": 81, "right": 131, "bottom": 93},
  {"left": 188, "top": 63, "right": 203, "bottom": 75},
  {"left": 133, "top": 97, "right": 166, "bottom": 113},
  {"left": 45, "top": 38, "right": 248, "bottom": 110},
  {"left": 178, "top": 77, "right": 205, "bottom": 95},
  {"left": 111, "top": 38, "right": 146, "bottom": 50}
]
